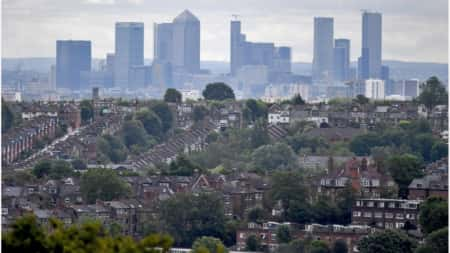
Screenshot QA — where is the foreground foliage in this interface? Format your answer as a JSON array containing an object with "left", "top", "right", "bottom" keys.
[{"left": 2, "top": 215, "right": 174, "bottom": 253}]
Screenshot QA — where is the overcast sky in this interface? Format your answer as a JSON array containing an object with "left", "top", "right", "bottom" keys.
[{"left": 2, "top": 0, "right": 448, "bottom": 63}]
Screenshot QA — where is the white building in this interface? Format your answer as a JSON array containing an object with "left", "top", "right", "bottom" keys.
[
  {"left": 2, "top": 91, "right": 22, "bottom": 102},
  {"left": 365, "top": 79, "right": 385, "bottom": 100},
  {"left": 182, "top": 89, "right": 201, "bottom": 101}
]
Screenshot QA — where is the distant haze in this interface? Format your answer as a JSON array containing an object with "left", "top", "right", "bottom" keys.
[
  {"left": 2, "top": 57, "right": 448, "bottom": 82},
  {"left": 2, "top": 0, "right": 448, "bottom": 63}
]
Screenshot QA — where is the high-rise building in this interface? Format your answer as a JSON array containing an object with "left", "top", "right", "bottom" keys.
[
  {"left": 333, "top": 39, "right": 350, "bottom": 81},
  {"left": 359, "top": 11, "right": 382, "bottom": 79},
  {"left": 229, "top": 19, "right": 291, "bottom": 78},
  {"left": 230, "top": 20, "right": 243, "bottom": 75},
  {"left": 172, "top": 10, "right": 200, "bottom": 73},
  {"left": 273, "top": 46, "right": 292, "bottom": 74},
  {"left": 56, "top": 40, "right": 91, "bottom": 90},
  {"left": 365, "top": 79, "right": 385, "bottom": 100},
  {"left": 104, "top": 53, "right": 115, "bottom": 88},
  {"left": 402, "top": 79, "right": 420, "bottom": 98},
  {"left": 154, "top": 23, "right": 173, "bottom": 63},
  {"left": 312, "top": 17, "right": 334, "bottom": 83},
  {"left": 114, "top": 22, "right": 144, "bottom": 88}
]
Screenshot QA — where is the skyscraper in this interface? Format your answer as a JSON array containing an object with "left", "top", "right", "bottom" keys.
[
  {"left": 114, "top": 22, "right": 144, "bottom": 88},
  {"left": 56, "top": 40, "right": 91, "bottom": 90},
  {"left": 154, "top": 23, "right": 173, "bottom": 63},
  {"left": 229, "top": 19, "right": 291, "bottom": 78},
  {"left": 172, "top": 10, "right": 200, "bottom": 73},
  {"left": 359, "top": 11, "right": 382, "bottom": 79},
  {"left": 334, "top": 39, "right": 350, "bottom": 81},
  {"left": 312, "top": 17, "right": 334, "bottom": 83},
  {"left": 230, "top": 20, "right": 243, "bottom": 75}
]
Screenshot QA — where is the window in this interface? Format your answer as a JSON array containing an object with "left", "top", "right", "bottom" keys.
[
  {"left": 378, "top": 202, "right": 385, "bottom": 208},
  {"left": 396, "top": 222, "right": 404, "bottom": 229},
  {"left": 374, "top": 212, "right": 383, "bottom": 218},
  {"left": 395, "top": 213, "right": 404, "bottom": 220},
  {"left": 385, "top": 222, "right": 394, "bottom": 229},
  {"left": 385, "top": 213, "right": 394, "bottom": 219},
  {"left": 356, "top": 201, "right": 362, "bottom": 207},
  {"left": 388, "top": 202, "right": 396, "bottom": 208},
  {"left": 363, "top": 212, "right": 372, "bottom": 218},
  {"left": 353, "top": 211, "right": 361, "bottom": 217},
  {"left": 406, "top": 213, "right": 415, "bottom": 220},
  {"left": 367, "top": 201, "right": 374, "bottom": 207}
]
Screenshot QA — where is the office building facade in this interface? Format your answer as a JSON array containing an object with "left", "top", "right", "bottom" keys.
[
  {"left": 114, "top": 22, "right": 144, "bottom": 88},
  {"left": 334, "top": 39, "right": 350, "bottom": 81},
  {"left": 56, "top": 40, "right": 92, "bottom": 90},
  {"left": 365, "top": 79, "right": 385, "bottom": 100},
  {"left": 359, "top": 12, "right": 382, "bottom": 79},
  {"left": 172, "top": 10, "right": 201, "bottom": 73},
  {"left": 312, "top": 17, "right": 334, "bottom": 83}
]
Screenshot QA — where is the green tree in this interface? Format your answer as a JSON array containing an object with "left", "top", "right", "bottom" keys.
[
  {"left": 203, "top": 83, "right": 235, "bottom": 101},
  {"left": 97, "top": 134, "right": 128, "bottom": 163},
  {"left": 193, "top": 105, "right": 209, "bottom": 122},
  {"left": 150, "top": 102, "right": 174, "bottom": 132},
  {"left": 276, "top": 225, "right": 292, "bottom": 244},
  {"left": 247, "top": 207, "right": 265, "bottom": 223},
  {"left": 357, "top": 230, "right": 417, "bottom": 253},
  {"left": 244, "top": 99, "right": 268, "bottom": 122},
  {"left": 431, "top": 142, "right": 448, "bottom": 161},
  {"left": 2, "top": 215, "right": 48, "bottom": 253},
  {"left": 332, "top": 239, "right": 348, "bottom": 253},
  {"left": 164, "top": 88, "right": 182, "bottom": 103},
  {"left": 419, "top": 197, "right": 448, "bottom": 235},
  {"left": 32, "top": 159, "right": 53, "bottom": 178},
  {"left": 415, "top": 227, "right": 448, "bottom": 253},
  {"left": 136, "top": 108, "right": 163, "bottom": 137},
  {"left": 159, "top": 192, "right": 226, "bottom": 247},
  {"left": 251, "top": 143, "right": 297, "bottom": 172},
  {"left": 80, "top": 99, "right": 94, "bottom": 124},
  {"left": 245, "top": 234, "right": 263, "bottom": 251},
  {"left": 80, "top": 168, "right": 130, "bottom": 204},
  {"left": 3, "top": 215, "right": 174, "bottom": 253},
  {"left": 121, "top": 120, "right": 148, "bottom": 148},
  {"left": 417, "top": 77, "right": 448, "bottom": 116},
  {"left": 310, "top": 240, "right": 330, "bottom": 253},
  {"left": 354, "top": 94, "right": 370, "bottom": 105},
  {"left": 291, "top": 93, "right": 305, "bottom": 105},
  {"left": 349, "top": 133, "right": 383, "bottom": 156},
  {"left": 312, "top": 195, "right": 339, "bottom": 224},
  {"left": 2, "top": 101, "right": 15, "bottom": 132},
  {"left": 168, "top": 155, "right": 199, "bottom": 176},
  {"left": 269, "top": 171, "right": 311, "bottom": 223},
  {"left": 387, "top": 154, "right": 423, "bottom": 198},
  {"left": 71, "top": 159, "right": 87, "bottom": 171},
  {"left": 192, "top": 236, "right": 228, "bottom": 253},
  {"left": 32, "top": 159, "right": 73, "bottom": 179}
]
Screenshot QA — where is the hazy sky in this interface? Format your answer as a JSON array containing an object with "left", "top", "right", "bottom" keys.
[{"left": 2, "top": 0, "right": 448, "bottom": 63}]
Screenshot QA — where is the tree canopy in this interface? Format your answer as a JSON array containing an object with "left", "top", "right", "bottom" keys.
[
  {"left": 419, "top": 197, "right": 448, "bottom": 235},
  {"left": 2, "top": 215, "right": 174, "bottom": 253},
  {"left": 202, "top": 83, "right": 235, "bottom": 101},
  {"left": 80, "top": 168, "right": 130, "bottom": 204},
  {"left": 150, "top": 102, "right": 174, "bottom": 133},
  {"left": 32, "top": 159, "right": 74, "bottom": 179},
  {"left": 164, "top": 88, "right": 182, "bottom": 103},
  {"left": 192, "top": 236, "right": 228, "bottom": 253},
  {"left": 357, "top": 229, "right": 417, "bottom": 253},
  {"left": 417, "top": 76, "right": 448, "bottom": 113},
  {"left": 159, "top": 192, "right": 227, "bottom": 247}
]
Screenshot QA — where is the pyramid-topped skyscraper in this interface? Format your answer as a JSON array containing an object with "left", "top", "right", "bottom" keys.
[{"left": 172, "top": 9, "right": 200, "bottom": 73}]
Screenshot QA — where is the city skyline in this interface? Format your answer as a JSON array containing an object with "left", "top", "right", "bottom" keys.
[{"left": 2, "top": 0, "right": 448, "bottom": 63}]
